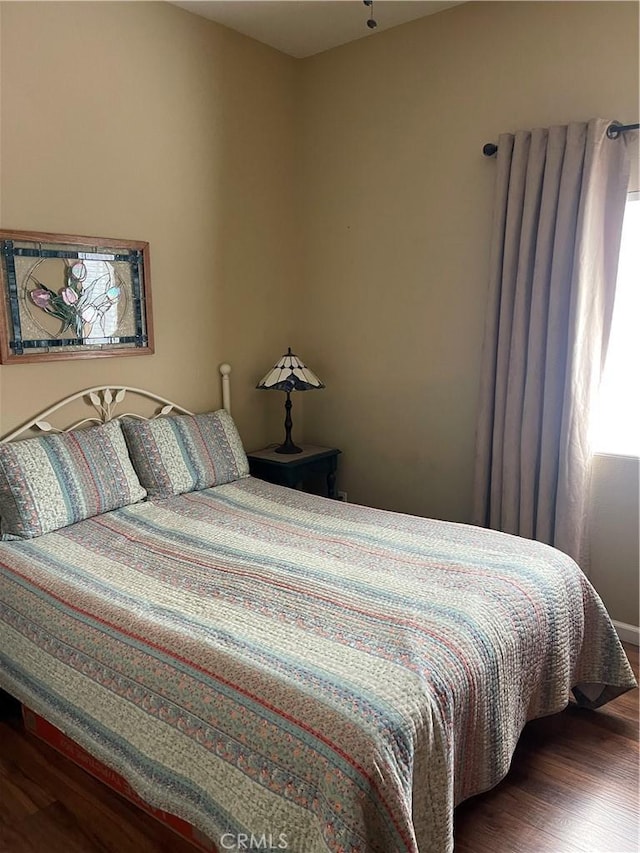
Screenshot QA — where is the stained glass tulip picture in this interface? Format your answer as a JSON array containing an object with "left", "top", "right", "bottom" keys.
[
  {"left": 28, "top": 259, "right": 122, "bottom": 340},
  {"left": 0, "top": 229, "right": 153, "bottom": 363}
]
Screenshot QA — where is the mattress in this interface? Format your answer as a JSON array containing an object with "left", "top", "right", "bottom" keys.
[{"left": 0, "top": 477, "right": 635, "bottom": 852}]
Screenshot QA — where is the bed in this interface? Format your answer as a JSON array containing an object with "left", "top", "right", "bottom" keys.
[{"left": 0, "top": 368, "right": 635, "bottom": 853}]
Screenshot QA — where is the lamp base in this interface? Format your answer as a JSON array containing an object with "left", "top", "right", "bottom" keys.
[
  {"left": 275, "top": 441, "right": 303, "bottom": 454},
  {"left": 275, "top": 391, "right": 303, "bottom": 453}
]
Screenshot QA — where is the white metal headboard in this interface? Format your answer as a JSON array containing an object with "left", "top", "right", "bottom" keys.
[{"left": 0, "top": 363, "right": 232, "bottom": 443}]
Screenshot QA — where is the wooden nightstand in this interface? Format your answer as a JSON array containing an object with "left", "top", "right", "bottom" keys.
[{"left": 247, "top": 445, "right": 341, "bottom": 498}]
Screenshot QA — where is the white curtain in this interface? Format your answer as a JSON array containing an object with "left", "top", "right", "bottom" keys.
[{"left": 472, "top": 119, "right": 630, "bottom": 566}]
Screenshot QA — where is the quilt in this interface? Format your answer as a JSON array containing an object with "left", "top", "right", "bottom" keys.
[{"left": 0, "top": 477, "right": 635, "bottom": 852}]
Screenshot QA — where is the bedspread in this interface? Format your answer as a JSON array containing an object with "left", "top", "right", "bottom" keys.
[{"left": 0, "top": 478, "right": 635, "bottom": 853}]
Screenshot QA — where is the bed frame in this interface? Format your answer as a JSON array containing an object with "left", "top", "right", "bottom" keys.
[
  {"left": 0, "top": 362, "right": 232, "bottom": 443},
  {"left": 0, "top": 364, "right": 233, "bottom": 852}
]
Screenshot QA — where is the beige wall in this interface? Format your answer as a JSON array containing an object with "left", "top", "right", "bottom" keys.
[
  {"left": 297, "top": 1, "right": 639, "bottom": 624},
  {"left": 590, "top": 454, "right": 639, "bottom": 626},
  {"left": 0, "top": 1, "right": 299, "bottom": 449}
]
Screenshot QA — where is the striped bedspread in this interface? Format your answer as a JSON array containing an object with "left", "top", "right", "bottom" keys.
[{"left": 0, "top": 478, "right": 635, "bottom": 852}]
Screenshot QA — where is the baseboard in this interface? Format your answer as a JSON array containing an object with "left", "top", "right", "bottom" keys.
[{"left": 613, "top": 620, "right": 640, "bottom": 646}]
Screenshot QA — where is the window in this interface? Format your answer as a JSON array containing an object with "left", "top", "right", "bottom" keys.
[{"left": 591, "top": 192, "right": 640, "bottom": 456}]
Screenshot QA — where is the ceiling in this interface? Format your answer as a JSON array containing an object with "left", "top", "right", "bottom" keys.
[{"left": 169, "top": 1, "right": 464, "bottom": 58}]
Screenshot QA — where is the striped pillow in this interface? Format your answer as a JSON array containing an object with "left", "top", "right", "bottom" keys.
[
  {"left": 121, "top": 410, "right": 249, "bottom": 498},
  {"left": 0, "top": 420, "right": 147, "bottom": 540}
]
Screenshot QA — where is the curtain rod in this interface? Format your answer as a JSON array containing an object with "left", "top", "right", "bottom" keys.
[{"left": 482, "top": 121, "right": 640, "bottom": 157}]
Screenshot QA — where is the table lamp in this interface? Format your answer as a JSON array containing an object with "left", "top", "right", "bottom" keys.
[{"left": 256, "top": 347, "right": 324, "bottom": 454}]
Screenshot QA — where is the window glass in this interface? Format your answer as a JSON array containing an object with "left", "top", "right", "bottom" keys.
[{"left": 591, "top": 193, "right": 640, "bottom": 456}]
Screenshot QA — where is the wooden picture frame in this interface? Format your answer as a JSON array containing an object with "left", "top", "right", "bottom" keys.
[{"left": 0, "top": 230, "right": 154, "bottom": 363}]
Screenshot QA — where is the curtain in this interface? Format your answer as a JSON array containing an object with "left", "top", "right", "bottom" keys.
[{"left": 472, "top": 119, "right": 630, "bottom": 566}]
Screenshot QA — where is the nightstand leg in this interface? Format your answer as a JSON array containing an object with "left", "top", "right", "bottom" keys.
[{"left": 327, "top": 470, "right": 337, "bottom": 499}]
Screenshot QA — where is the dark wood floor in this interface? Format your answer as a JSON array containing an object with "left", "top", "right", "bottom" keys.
[{"left": 1, "top": 645, "right": 637, "bottom": 853}]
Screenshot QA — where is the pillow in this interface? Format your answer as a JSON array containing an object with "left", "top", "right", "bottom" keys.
[
  {"left": 0, "top": 419, "right": 147, "bottom": 540},
  {"left": 121, "top": 409, "right": 249, "bottom": 498}
]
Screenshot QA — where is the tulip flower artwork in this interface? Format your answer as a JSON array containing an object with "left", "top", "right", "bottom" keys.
[
  {"left": 0, "top": 230, "right": 153, "bottom": 363},
  {"left": 29, "top": 260, "right": 121, "bottom": 340}
]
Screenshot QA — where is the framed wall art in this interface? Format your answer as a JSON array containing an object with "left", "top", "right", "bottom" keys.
[{"left": 0, "top": 230, "right": 154, "bottom": 363}]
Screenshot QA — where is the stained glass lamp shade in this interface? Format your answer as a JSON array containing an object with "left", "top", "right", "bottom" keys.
[{"left": 256, "top": 347, "right": 325, "bottom": 454}]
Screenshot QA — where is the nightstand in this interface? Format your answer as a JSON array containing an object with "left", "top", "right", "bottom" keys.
[{"left": 247, "top": 445, "right": 341, "bottom": 498}]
